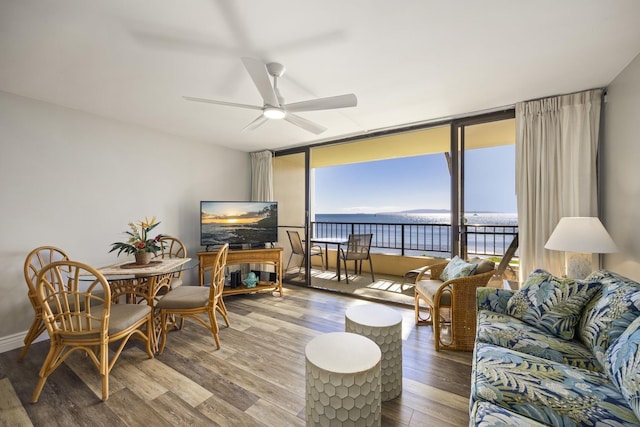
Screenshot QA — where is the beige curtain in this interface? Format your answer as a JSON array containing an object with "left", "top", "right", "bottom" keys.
[
  {"left": 250, "top": 150, "right": 273, "bottom": 201},
  {"left": 515, "top": 89, "right": 602, "bottom": 280}
]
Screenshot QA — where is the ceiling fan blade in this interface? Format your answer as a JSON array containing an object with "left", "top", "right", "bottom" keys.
[
  {"left": 183, "top": 96, "right": 262, "bottom": 111},
  {"left": 242, "top": 115, "right": 269, "bottom": 132},
  {"left": 241, "top": 57, "right": 280, "bottom": 107},
  {"left": 284, "top": 93, "right": 357, "bottom": 113},
  {"left": 284, "top": 113, "right": 327, "bottom": 135}
]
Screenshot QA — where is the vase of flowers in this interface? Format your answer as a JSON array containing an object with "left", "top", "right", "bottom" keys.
[{"left": 109, "top": 216, "right": 165, "bottom": 264}]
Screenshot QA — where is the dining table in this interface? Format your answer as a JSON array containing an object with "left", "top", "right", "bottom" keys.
[
  {"left": 309, "top": 237, "right": 349, "bottom": 281},
  {"left": 85, "top": 257, "right": 197, "bottom": 353}
]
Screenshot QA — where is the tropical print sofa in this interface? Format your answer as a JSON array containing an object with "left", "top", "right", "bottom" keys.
[{"left": 469, "top": 269, "right": 640, "bottom": 426}]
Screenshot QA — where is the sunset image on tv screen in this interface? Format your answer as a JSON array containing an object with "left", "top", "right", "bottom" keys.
[{"left": 200, "top": 201, "right": 277, "bottom": 246}]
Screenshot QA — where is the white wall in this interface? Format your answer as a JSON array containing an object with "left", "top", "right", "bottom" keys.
[
  {"left": 602, "top": 52, "right": 640, "bottom": 280},
  {"left": 0, "top": 90, "right": 250, "bottom": 349}
]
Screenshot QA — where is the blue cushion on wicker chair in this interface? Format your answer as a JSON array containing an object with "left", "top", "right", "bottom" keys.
[{"left": 439, "top": 256, "right": 477, "bottom": 281}]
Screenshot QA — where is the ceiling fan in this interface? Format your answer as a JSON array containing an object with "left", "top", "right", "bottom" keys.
[{"left": 184, "top": 57, "right": 357, "bottom": 135}]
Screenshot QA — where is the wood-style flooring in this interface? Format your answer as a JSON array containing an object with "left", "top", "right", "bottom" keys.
[{"left": 0, "top": 284, "right": 472, "bottom": 427}]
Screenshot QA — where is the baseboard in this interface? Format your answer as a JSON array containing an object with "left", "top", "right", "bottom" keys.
[{"left": 0, "top": 331, "right": 48, "bottom": 355}]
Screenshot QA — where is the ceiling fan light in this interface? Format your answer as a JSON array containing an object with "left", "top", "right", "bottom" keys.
[{"left": 263, "top": 107, "right": 285, "bottom": 120}]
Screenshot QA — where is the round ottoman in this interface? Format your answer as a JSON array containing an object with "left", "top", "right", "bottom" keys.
[
  {"left": 345, "top": 304, "right": 403, "bottom": 401},
  {"left": 305, "top": 332, "right": 382, "bottom": 427}
]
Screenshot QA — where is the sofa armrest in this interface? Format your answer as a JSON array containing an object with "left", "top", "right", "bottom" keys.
[{"left": 477, "top": 287, "right": 515, "bottom": 314}]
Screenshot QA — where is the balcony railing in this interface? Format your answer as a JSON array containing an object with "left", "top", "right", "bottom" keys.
[{"left": 311, "top": 221, "right": 518, "bottom": 258}]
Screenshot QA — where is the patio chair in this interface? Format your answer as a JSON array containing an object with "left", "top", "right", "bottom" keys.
[
  {"left": 338, "top": 233, "right": 374, "bottom": 284},
  {"left": 286, "top": 230, "right": 324, "bottom": 274},
  {"left": 414, "top": 257, "right": 495, "bottom": 351}
]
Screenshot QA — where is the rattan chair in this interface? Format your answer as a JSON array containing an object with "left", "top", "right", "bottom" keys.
[
  {"left": 338, "top": 233, "right": 374, "bottom": 284},
  {"left": 414, "top": 260, "right": 495, "bottom": 351},
  {"left": 20, "top": 246, "right": 71, "bottom": 362},
  {"left": 157, "top": 243, "right": 229, "bottom": 353},
  {"left": 286, "top": 230, "right": 324, "bottom": 274},
  {"left": 32, "top": 260, "right": 154, "bottom": 402},
  {"left": 154, "top": 236, "right": 187, "bottom": 289}
]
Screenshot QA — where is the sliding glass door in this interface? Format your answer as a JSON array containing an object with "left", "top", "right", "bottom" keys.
[
  {"left": 451, "top": 114, "right": 517, "bottom": 275},
  {"left": 272, "top": 150, "right": 313, "bottom": 285}
]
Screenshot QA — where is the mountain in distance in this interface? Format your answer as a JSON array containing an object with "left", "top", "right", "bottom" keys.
[
  {"left": 396, "top": 208, "right": 450, "bottom": 214},
  {"left": 382, "top": 208, "right": 508, "bottom": 214}
]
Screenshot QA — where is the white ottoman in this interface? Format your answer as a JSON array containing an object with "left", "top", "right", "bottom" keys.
[
  {"left": 345, "top": 304, "right": 403, "bottom": 401},
  {"left": 305, "top": 332, "right": 382, "bottom": 427}
]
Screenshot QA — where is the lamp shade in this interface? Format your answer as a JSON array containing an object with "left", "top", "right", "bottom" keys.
[{"left": 544, "top": 217, "right": 618, "bottom": 253}]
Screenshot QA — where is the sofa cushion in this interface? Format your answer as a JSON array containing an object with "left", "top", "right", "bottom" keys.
[
  {"left": 477, "top": 287, "right": 514, "bottom": 314},
  {"left": 470, "top": 401, "right": 549, "bottom": 427},
  {"left": 505, "top": 269, "right": 601, "bottom": 340},
  {"left": 605, "top": 315, "right": 640, "bottom": 421},
  {"left": 477, "top": 310, "right": 603, "bottom": 372},
  {"left": 472, "top": 342, "right": 639, "bottom": 426},
  {"left": 439, "top": 255, "right": 477, "bottom": 281},
  {"left": 579, "top": 270, "right": 640, "bottom": 365}
]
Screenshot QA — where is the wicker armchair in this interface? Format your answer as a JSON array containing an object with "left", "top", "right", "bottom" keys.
[{"left": 414, "top": 259, "right": 495, "bottom": 351}]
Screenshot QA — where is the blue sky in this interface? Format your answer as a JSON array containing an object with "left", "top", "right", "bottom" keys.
[{"left": 314, "top": 145, "right": 516, "bottom": 214}]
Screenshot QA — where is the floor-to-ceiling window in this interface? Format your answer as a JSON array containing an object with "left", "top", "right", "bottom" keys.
[{"left": 274, "top": 111, "right": 517, "bottom": 290}]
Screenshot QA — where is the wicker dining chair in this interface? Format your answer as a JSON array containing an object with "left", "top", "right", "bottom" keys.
[
  {"left": 157, "top": 243, "right": 229, "bottom": 352},
  {"left": 414, "top": 259, "right": 495, "bottom": 351},
  {"left": 19, "top": 246, "right": 71, "bottom": 362},
  {"left": 154, "top": 236, "right": 187, "bottom": 289},
  {"left": 32, "top": 260, "right": 154, "bottom": 402},
  {"left": 338, "top": 233, "right": 374, "bottom": 284}
]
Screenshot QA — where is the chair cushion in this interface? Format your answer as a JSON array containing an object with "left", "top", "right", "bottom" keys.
[
  {"left": 469, "top": 257, "right": 496, "bottom": 275},
  {"left": 415, "top": 279, "right": 451, "bottom": 306},
  {"left": 156, "top": 285, "right": 209, "bottom": 310},
  {"left": 579, "top": 270, "right": 640, "bottom": 365},
  {"left": 60, "top": 304, "right": 151, "bottom": 338},
  {"left": 108, "top": 304, "right": 152, "bottom": 333},
  {"left": 439, "top": 256, "right": 477, "bottom": 281},
  {"left": 505, "top": 269, "right": 601, "bottom": 340}
]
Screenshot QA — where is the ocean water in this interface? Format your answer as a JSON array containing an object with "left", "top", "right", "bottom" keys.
[
  {"left": 312, "top": 212, "right": 518, "bottom": 256},
  {"left": 315, "top": 212, "right": 517, "bottom": 226}
]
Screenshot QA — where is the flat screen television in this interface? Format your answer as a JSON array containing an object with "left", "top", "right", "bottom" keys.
[{"left": 200, "top": 201, "right": 278, "bottom": 249}]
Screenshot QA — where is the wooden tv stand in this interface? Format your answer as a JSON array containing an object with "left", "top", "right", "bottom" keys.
[{"left": 197, "top": 247, "right": 283, "bottom": 297}]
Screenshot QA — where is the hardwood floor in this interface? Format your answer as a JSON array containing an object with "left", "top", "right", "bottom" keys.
[{"left": 0, "top": 284, "right": 473, "bottom": 427}]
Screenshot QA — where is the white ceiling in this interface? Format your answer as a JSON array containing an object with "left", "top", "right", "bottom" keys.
[{"left": 2, "top": 1, "right": 640, "bottom": 153}]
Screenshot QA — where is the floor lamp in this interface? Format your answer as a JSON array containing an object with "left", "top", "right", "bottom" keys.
[{"left": 544, "top": 217, "right": 618, "bottom": 279}]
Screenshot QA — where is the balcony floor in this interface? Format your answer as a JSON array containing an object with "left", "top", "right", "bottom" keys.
[{"left": 284, "top": 266, "right": 415, "bottom": 307}]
